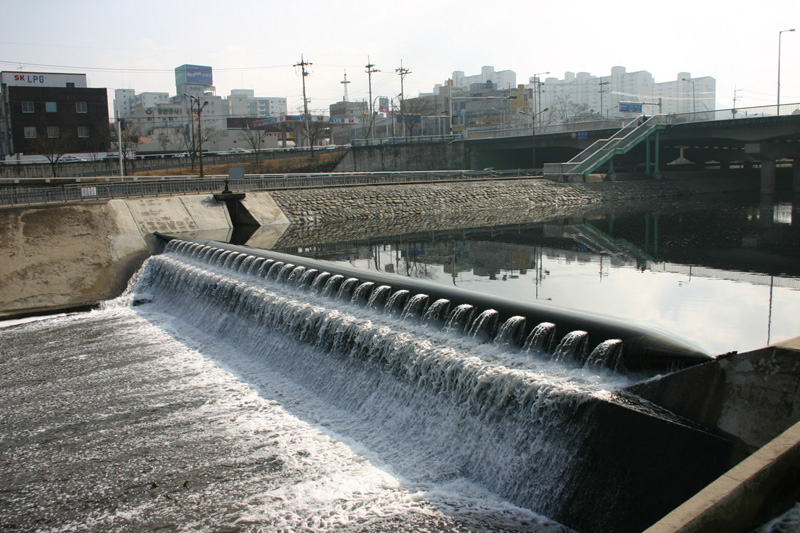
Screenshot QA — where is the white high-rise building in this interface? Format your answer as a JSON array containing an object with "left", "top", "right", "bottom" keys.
[
  {"left": 451, "top": 66, "right": 517, "bottom": 91},
  {"left": 136, "top": 92, "right": 169, "bottom": 109},
  {"left": 114, "top": 89, "right": 135, "bottom": 118},
  {"left": 228, "top": 89, "right": 254, "bottom": 118},
  {"left": 227, "top": 89, "right": 287, "bottom": 119},
  {"left": 528, "top": 66, "right": 716, "bottom": 123}
]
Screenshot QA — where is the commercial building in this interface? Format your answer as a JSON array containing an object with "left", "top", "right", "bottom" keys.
[
  {"left": 0, "top": 71, "right": 109, "bottom": 158},
  {"left": 329, "top": 100, "right": 367, "bottom": 144}
]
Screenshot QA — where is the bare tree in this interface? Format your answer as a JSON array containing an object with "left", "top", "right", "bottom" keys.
[
  {"left": 176, "top": 127, "right": 193, "bottom": 168},
  {"left": 27, "top": 130, "right": 77, "bottom": 177},
  {"left": 400, "top": 98, "right": 433, "bottom": 136},
  {"left": 239, "top": 121, "right": 268, "bottom": 163},
  {"left": 305, "top": 121, "right": 329, "bottom": 153},
  {"left": 550, "top": 95, "right": 588, "bottom": 124},
  {"left": 117, "top": 124, "right": 142, "bottom": 175},
  {"left": 177, "top": 121, "right": 216, "bottom": 170}
]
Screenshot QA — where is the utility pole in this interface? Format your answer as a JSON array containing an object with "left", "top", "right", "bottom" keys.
[
  {"left": 365, "top": 57, "right": 380, "bottom": 138},
  {"left": 184, "top": 94, "right": 196, "bottom": 170},
  {"left": 294, "top": 54, "right": 312, "bottom": 153},
  {"left": 396, "top": 60, "right": 411, "bottom": 136},
  {"left": 732, "top": 87, "right": 742, "bottom": 118},
  {"left": 196, "top": 100, "right": 208, "bottom": 178},
  {"left": 599, "top": 80, "right": 610, "bottom": 118}
]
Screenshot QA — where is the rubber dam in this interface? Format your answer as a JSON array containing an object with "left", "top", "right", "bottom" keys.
[{"left": 100, "top": 235, "right": 737, "bottom": 531}]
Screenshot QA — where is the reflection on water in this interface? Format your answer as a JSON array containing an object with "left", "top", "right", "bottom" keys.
[{"left": 269, "top": 193, "right": 800, "bottom": 356}]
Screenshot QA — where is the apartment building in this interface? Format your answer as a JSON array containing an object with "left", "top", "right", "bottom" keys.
[{"left": 529, "top": 66, "right": 716, "bottom": 123}]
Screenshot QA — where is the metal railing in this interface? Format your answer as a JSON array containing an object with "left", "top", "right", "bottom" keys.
[
  {"left": 352, "top": 134, "right": 462, "bottom": 146},
  {"left": 0, "top": 169, "right": 537, "bottom": 207},
  {"left": 563, "top": 115, "right": 667, "bottom": 176},
  {"left": 463, "top": 103, "right": 800, "bottom": 143}
]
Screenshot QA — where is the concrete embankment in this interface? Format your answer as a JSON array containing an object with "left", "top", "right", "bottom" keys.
[
  {"left": 0, "top": 196, "right": 230, "bottom": 318},
  {"left": 0, "top": 173, "right": 759, "bottom": 318}
]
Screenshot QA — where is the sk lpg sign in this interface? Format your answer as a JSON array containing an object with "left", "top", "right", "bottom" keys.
[
  {"left": 14, "top": 74, "right": 46, "bottom": 84},
  {"left": 1, "top": 72, "right": 87, "bottom": 88}
]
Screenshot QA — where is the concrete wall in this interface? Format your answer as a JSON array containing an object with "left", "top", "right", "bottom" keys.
[
  {"left": 0, "top": 194, "right": 233, "bottom": 318},
  {"left": 336, "top": 142, "right": 467, "bottom": 172},
  {"left": 628, "top": 342, "right": 800, "bottom": 453}
]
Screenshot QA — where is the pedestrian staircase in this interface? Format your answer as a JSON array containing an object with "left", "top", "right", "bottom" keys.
[{"left": 544, "top": 115, "right": 667, "bottom": 179}]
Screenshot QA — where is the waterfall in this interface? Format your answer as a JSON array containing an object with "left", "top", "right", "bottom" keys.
[
  {"left": 350, "top": 281, "right": 375, "bottom": 307},
  {"left": 366, "top": 285, "right": 392, "bottom": 310},
  {"left": 401, "top": 293, "right": 429, "bottom": 321},
  {"left": 159, "top": 237, "right": 636, "bottom": 373},
  {"left": 131, "top": 238, "right": 714, "bottom": 529}
]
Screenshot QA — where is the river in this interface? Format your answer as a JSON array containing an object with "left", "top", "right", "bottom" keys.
[
  {"left": 273, "top": 191, "right": 800, "bottom": 356},
  {"left": 1, "top": 189, "right": 798, "bottom": 531}
]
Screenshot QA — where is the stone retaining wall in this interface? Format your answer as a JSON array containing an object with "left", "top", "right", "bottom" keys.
[{"left": 268, "top": 176, "right": 755, "bottom": 226}]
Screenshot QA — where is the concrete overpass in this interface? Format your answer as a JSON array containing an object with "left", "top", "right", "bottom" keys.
[{"left": 463, "top": 112, "right": 800, "bottom": 193}]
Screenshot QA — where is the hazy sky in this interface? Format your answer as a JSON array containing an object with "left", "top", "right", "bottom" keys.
[{"left": 2, "top": 0, "right": 798, "bottom": 114}]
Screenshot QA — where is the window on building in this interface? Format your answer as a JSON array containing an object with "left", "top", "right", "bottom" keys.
[
  {"left": 76, "top": 102, "right": 88, "bottom": 113},
  {"left": 45, "top": 102, "right": 57, "bottom": 113},
  {"left": 66, "top": 82, "right": 75, "bottom": 88},
  {"left": 24, "top": 126, "right": 37, "bottom": 139},
  {"left": 77, "top": 126, "right": 89, "bottom": 138},
  {"left": 22, "top": 101, "right": 35, "bottom": 113},
  {"left": 47, "top": 126, "right": 59, "bottom": 138}
]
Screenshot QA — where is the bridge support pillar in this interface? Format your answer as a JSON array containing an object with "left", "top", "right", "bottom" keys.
[
  {"left": 793, "top": 159, "right": 800, "bottom": 193},
  {"left": 653, "top": 130, "right": 662, "bottom": 179},
  {"left": 760, "top": 160, "right": 777, "bottom": 195}
]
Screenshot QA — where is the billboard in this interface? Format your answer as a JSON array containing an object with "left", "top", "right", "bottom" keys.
[
  {"left": 175, "top": 64, "right": 213, "bottom": 87},
  {"left": 1, "top": 71, "right": 87, "bottom": 88},
  {"left": 619, "top": 102, "right": 643, "bottom": 114}
]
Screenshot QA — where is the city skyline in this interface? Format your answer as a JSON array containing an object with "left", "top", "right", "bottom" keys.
[{"left": 1, "top": 0, "right": 797, "bottom": 115}]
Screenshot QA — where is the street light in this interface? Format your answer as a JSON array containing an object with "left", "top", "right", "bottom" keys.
[
  {"left": 778, "top": 29, "right": 795, "bottom": 116},
  {"left": 531, "top": 72, "right": 549, "bottom": 129},
  {"left": 681, "top": 78, "right": 696, "bottom": 114},
  {"left": 532, "top": 107, "right": 549, "bottom": 172},
  {"left": 184, "top": 94, "right": 209, "bottom": 177}
]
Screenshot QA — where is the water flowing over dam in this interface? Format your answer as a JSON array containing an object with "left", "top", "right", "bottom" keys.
[{"left": 102, "top": 236, "right": 734, "bottom": 532}]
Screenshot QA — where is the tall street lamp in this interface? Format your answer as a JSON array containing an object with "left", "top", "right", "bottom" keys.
[
  {"left": 531, "top": 71, "right": 549, "bottom": 129},
  {"left": 532, "top": 107, "right": 549, "bottom": 172},
  {"left": 681, "top": 78, "right": 696, "bottom": 114},
  {"left": 185, "top": 94, "right": 209, "bottom": 177},
  {"left": 778, "top": 28, "right": 795, "bottom": 116}
]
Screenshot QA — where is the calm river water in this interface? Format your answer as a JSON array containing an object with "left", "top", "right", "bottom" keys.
[{"left": 275, "top": 191, "right": 800, "bottom": 356}]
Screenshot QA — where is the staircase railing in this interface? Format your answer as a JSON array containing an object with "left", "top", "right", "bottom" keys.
[{"left": 550, "top": 115, "right": 667, "bottom": 176}]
